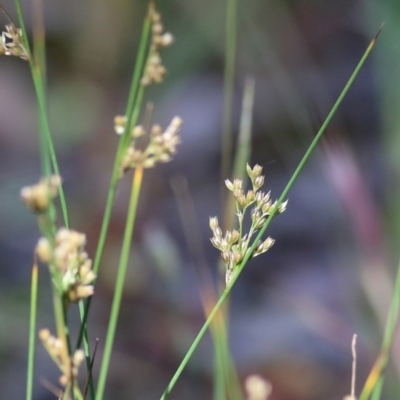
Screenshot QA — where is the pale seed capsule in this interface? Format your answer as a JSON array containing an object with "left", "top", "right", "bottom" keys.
[
  {"left": 278, "top": 200, "right": 288, "bottom": 213},
  {"left": 38, "top": 328, "right": 51, "bottom": 341},
  {"left": 132, "top": 125, "right": 145, "bottom": 138},
  {"left": 214, "top": 226, "right": 222, "bottom": 238},
  {"left": 36, "top": 237, "right": 52, "bottom": 263},
  {"left": 76, "top": 285, "right": 94, "bottom": 299},
  {"left": 143, "top": 158, "right": 156, "bottom": 168},
  {"left": 255, "top": 191, "right": 263, "bottom": 203},
  {"left": 211, "top": 236, "right": 222, "bottom": 249},
  {"left": 209, "top": 216, "right": 219, "bottom": 230},
  {"left": 171, "top": 116, "right": 183, "bottom": 128},
  {"left": 225, "top": 179, "right": 234, "bottom": 191},
  {"left": 160, "top": 32, "right": 174, "bottom": 47},
  {"left": 238, "top": 195, "right": 247, "bottom": 207},
  {"left": 262, "top": 203, "right": 271, "bottom": 214},
  {"left": 230, "top": 230, "right": 240, "bottom": 244},
  {"left": 252, "top": 164, "right": 263, "bottom": 177},
  {"left": 256, "top": 240, "right": 264, "bottom": 254},
  {"left": 152, "top": 23, "right": 163, "bottom": 35},
  {"left": 222, "top": 251, "right": 230, "bottom": 264},
  {"left": 68, "top": 231, "right": 86, "bottom": 248},
  {"left": 220, "top": 238, "right": 229, "bottom": 251},
  {"left": 73, "top": 349, "right": 85, "bottom": 366},
  {"left": 233, "top": 179, "right": 242, "bottom": 191},
  {"left": 262, "top": 237, "right": 275, "bottom": 251},
  {"left": 254, "top": 176, "right": 265, "bottom": 190},
  {"left": 246, "top": 190, "right": 255, "bottom": 202},
  {"left": 246, "top": 164, "right": 253, "bottom": 179},
  {"left": 56, "top": 227, "right": 70, "bottom": 244},
  {"left": 151, "top": 124, "right": 163, "bottom": 137},
  {"left": 255, "top": 218, "right": 266, "bottom": 230},
  {"left": 114, "top": 115, "right": 127, "bottom": 134},
  {"left": 233, "top": 251, "right": 243, "bottom": 264}
]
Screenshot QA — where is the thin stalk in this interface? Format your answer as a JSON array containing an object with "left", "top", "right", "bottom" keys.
[
  {"left": 224, "top": 76, "right": 255, "bottom": 232},
  {"left": 213, "top": 341, "right": 225, "bottom": 400},
  {"left": 96, "top": 166, "right": 144, "bottom": 400},
  {"left": 160, "top": 27, "right": 381, "bottom": 400},
  {"left": 221, "top": 0, "right": 237, "bottom": 195},
  {"left": 75, "top": 7, "right": 152, "bottom": 350},
  {"left": 26, "top": 258, "right": 38, "bottom": 400},
  {"left": 14, "top": 0, "right": 70, "bottom": 228},
  {"left": 212, "top": 77, "right": 255, "bottom": 400},
  {"left": 359, "top": 255, "right": 400, "bottom": 400},
  {"left": 218, "top": 322, "right": 243, "bottom": 400}
]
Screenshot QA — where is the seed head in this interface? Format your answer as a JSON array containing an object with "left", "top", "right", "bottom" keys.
[
  {"left": 1, "top": 24, "right": 29, "bottom": 61},
  {"left": 209, "top": 216, "right": 219, "bottom": 230},
  {"left": 20, "top": 175, "right": 61, "bottom": 214},
  {"left": 253, "top": 175, "right": 265, "bottom": 190}
]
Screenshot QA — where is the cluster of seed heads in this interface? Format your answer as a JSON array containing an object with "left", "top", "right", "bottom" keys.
[
  {"left": 210, "top": 164, "right": 288, "bottom": 285},
  {"left": 39, "top": 329, "right": 85, "bottom": 388},
  {"left": 20, "top": 176, "right": 96, "bottom": 303},
  {"left": 141, "top": 5, "right": 173, "bottom": 85},
  {"left": 20, "top": 175, "right": 61, "bottom": 214},
  {"left": 0, "top": 22, "right": 29, "bottom": 61},
  {"left": 36, "top": 228, "right": 96, "bottom": 303},
  {"left": 114, "top": 115, "right": 182, "bottom": 176}
]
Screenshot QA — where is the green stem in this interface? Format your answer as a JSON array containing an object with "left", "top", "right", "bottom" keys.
[
  {"left": 96, "top": 167, "right": 144, "bottom": 400},
  {"left": 221, "top": 0, "right": 237, "bottom": 193},
  {"left": 14, "top": 0, "right": 70, "bottom": 228},
  {"left": 359, "top": 255, "right": 400, "bottom": 400},
  {"left": 160, "top": 27, "right": 380, "bottom": 400},
  {"left": 75, "top": 6, "right": 151, "bottom": 351},
  {"left": 26, "top": 260, "right": 38, "bottom": 400}
]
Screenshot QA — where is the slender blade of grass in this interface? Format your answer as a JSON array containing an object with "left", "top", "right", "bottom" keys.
[
  {"left": 359, "top": 253, "right": 400, "bottom": 400},
  {"left": 216, "top": 0, "right": 238, "bottom": 394},
  {"left": 75, "top": 5, "right": 152, "bottom": 351},
  {"left": 214, "top": 76, "right": 255, "bottom": 400},
  {"left": 96, "top": 166, "right": 144, "bottom": 400},
  {"left": 221, "top": 0, "right": 237, "bottom": 200},
  {"left": 26, "top": 259, "right": 38, "bottom": 400},
  {"left": 159, "top": 26, "right": 381, "bottom": 400},
  {"left": 14, "top": 0, "right": 70, "bottom": 228}
]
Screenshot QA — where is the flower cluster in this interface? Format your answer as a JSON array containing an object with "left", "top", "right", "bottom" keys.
[
  {"left": 141, "top": 6, "right": 173, "bottom": 85},
  {"left": 0, "top": 23, "right": 29, "bottom": 61},
  {"left": 114, "top": 115, "right": 182, "bottom": 176},
  {"left": 20, "top": 175, "right": 61, "bottom": 214},
  {"left": 210, "top": 164, "right": 288, "bottom": 285},
  {"left": 39, "top": 329, "right": 85, "bottom": 388},
  {"left": 36, "top": 228, "right": 96, "bottom": 303}
]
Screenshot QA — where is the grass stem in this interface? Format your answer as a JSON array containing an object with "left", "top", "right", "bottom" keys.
[
  {"left": 221, "top": 0, "right": 237, "bottom": 196},
  {"left": 160, "top": 27, "right": 380, "bottom": 400},
  {"left": 359, "top": 255, "right": 400, "bottom": 400},
  {"left": 96, "top": 166, "right": 144, "bottom": 400},
  {"left": 26, "top": 259, "right": 38, "bottom": 400}
]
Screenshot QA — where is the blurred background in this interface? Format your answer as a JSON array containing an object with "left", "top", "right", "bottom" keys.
[{"left": 1, "top": 0, "right": 400, "bottom": 399}]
